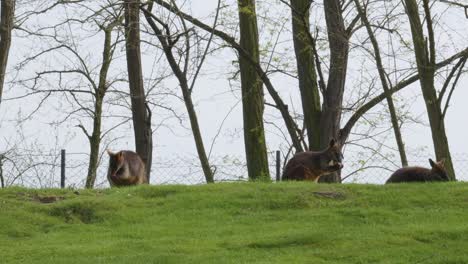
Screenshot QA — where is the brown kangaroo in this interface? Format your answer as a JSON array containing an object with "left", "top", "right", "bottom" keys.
[
  {"left": 107, "top": 150, "right": 148, "bottom": 187},
  {"left": 282, "top": 139, "right": 344, "bottom": 182},
  {"left": 385, "top": 159, "right": 449, "bottom": 183}
]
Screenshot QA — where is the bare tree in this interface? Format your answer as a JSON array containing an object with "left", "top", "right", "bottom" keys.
[
  {"left": 403, "top": 0, "right": 457, "bottom": 180},
  {"left": 6, "top": 1, "right": 133, "bottom": 188},
  {"left": 124, "top": 0, "right": 153, "bottom": 180},
  {"left": 0, "top": 0, "right": 15, "bottom": 105},
  {"left": 83, "top": 18, "right": 121, "bottom": 188},
  {"left": 353, "top": 0, "right": 408, "bottom": 167},
  {"left": 141, "top": 2, "right": 215, "bottom": 183}
]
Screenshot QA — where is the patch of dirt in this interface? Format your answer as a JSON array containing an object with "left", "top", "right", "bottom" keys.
[
  {"left": 49, "top": 202, "right": 103, "bottom": 224},
  {"left": 312, "top": 191, "right": 345, "bottom": 199},
  {"left": 32, "top": 195, "right": 65, "bottom": 204}
]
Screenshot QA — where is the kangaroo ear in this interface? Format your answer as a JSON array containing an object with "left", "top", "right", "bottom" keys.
[
  {"left": 429, "top": 159, "right": 436, "bottom": 168},
  {"left": 329, "top": 138, "right": 336, "bottom": 148},
  {"left": 106, "top": 149, "right": 114, "bottom": 156}
]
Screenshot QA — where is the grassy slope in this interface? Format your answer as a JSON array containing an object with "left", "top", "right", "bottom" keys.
[{"left": 1, "top": 182, "right": 468, "bottom": 263}]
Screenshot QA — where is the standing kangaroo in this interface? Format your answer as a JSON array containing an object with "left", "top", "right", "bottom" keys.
[
  {"left": 282, "top": 139, "right": 344, "bottom": 182},
  {"left": 107, "top": 150, "right": 148, "bottom": 187},
  {"left": 386, "top": 159, "right": 449, "bottom": 183}
]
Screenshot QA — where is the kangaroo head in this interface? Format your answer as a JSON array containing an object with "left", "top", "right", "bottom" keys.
[
  {"left": 321, "top": 139, "right": 344, "bottom": 172},
  {"left": 107, "top": 150, "right": 125, "bottom": 178},
  {"left": 429, "top": 158, "right": 449, "bottom": 181}
]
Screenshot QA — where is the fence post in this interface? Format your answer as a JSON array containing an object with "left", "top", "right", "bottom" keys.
[
  {"left": 60, "top": 149, "right": 65, "bottom": 188},
  {"left": 276, "top": 150, "right": 281, "bottom": 182}
]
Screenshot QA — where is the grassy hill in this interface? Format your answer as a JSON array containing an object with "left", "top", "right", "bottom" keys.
[{"left": 1, "top": 182, "right": 468, "bottom": 263}]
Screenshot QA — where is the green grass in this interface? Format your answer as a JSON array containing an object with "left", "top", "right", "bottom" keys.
[{"left": 1, "top": 182, "right": 468, "bottom": 263}]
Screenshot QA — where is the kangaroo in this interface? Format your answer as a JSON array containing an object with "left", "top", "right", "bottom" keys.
[
  {"left": 107, "top": 150, "right": 148, "bottom": 187},
  {"left": 385, "top": 159, "right": 449, "bottom": 183},
  {"left": 282, "top": 139, "right": 344, "bottom": 182}
]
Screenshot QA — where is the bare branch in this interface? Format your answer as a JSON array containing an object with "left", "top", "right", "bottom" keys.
[
  {"left": 439, "top": 0, "right": 468, "bottom": 18},
  {"left": 76, "top": 123, "right": 91, "bottom": 139},
  {"left": 442, "top": 57, "right": 466, "bottom": 119},
  {"left": 340, "top": 46, "right": 468, "bottom": 142}
]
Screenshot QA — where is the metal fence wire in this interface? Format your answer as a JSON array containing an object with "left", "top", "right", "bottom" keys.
[{"left": 1, "top": 150, "right": 467, "bottom": 188}]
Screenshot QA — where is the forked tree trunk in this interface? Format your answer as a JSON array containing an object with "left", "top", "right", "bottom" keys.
[
  {"left": 0, "top": 0, "right": 15, "bottom": 105},
  {"left": 124, "top": 0, "right": 153, "bottom": 181},
  {"left": 319, "top": 0, "right": 349, "bottom": 183},
  {"left": 237, "top": 0, "right": 270, "bottom": 181},
  {"left": 290, "top": 0, "right": 321, "bottom": 151},
  {"left": 403, "top": 0, "right": 456, "bottom": 180}
]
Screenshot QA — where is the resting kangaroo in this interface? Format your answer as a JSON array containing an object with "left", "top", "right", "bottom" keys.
[
  {"left": 386, "top": 159, "right": 449, "bottom": 183},
  {"left": 282, "top": 139, "right": 344, "bottom": 182},
  {"left": 107, "top": 150, "right": 148, "bottom": 187}
]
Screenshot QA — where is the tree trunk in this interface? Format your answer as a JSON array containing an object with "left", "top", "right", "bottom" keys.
[
  {"left": 84, "top": 24, "right": 115, "bottom": 188},
  {"left": 354, "top": 0, "right": 408, "bottom": 167},
  {"left": 85, "top": 97, "right": 103, "bottom": 188},
  {"left": 124, "top": 0, "right": 153, "bottom": 181},
  {"left": 181, "top": 83, "right": 214, "bottom": 183},
  {"left": 404, "top": 0, "right": 456, "bottom": 180},
  {"left": 0, "top": 0, "right": 15, "bottom": 105},
  {"left": 319, "top": 0, "right": 349, "bottom": 183},
  {"left": 237, "top": 0, "right": 270, "bottom": 181},
  {"left": 290, "top": 0, "right": 321, "bottom": 151}
]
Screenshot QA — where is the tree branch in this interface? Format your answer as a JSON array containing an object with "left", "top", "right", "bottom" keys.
[
  {"left": 442, "top": 57, "right": 466, "bottom": 119},
  {"left": 340, "top": 46, "right": 468, "bottom": 142}
]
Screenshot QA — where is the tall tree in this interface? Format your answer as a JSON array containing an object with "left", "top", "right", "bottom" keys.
[
  {"left": 289, "top": 0, "right": 321, "bottom": 151},
  {"left": 124, "top": 0, "right": 153, "bottom": 180},
  {"left": 141, "top": 3, "right": 214, "bottom": 183},
  {"left": 354, "top": 0, "right": 408, "bottom": 167},
  {"left": 403, "top": 0, "right": 456, "bottom": 180},
  {"left": 237, "top": 0, "right": 270, "bottom": 180},
  {"left": 84, "top": 20, "right": 120, "bottom": 188},
  {"left": 319, "top": 0, "right": 350, "bottom": 182},
  {"left": 0, "top": 0, "right": 15, "bottom": 105}
]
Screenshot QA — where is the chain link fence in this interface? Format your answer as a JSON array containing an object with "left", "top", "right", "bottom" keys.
[{"left": 1, "top": 150, "right": 468, "bottom": 188}]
